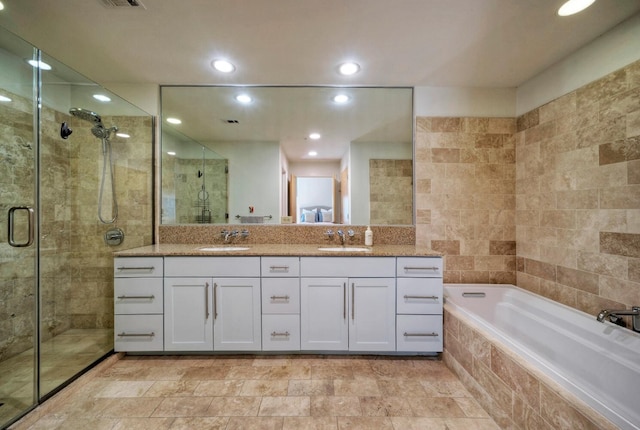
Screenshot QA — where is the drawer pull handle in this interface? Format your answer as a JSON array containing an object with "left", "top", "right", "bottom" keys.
[
  {"left": 117, "top": 332, "right": 155, "bottom": 337},
  {"left": 117, "top": 295, "right": 155, "bottom": 300},
  {"left": 270, "top": 295, "right": 290, "bottom": 301},
  {"left": 404, "top": 295, "right": 439, "bottom": 300},
  {"left": 404, "top": 332, "right": 439, "bottom": 337},
  {"left": 404, "top": 266, "right": 439, "bottom": 271},
  {"left": 269, "top": 265, "right": 289, "bottom": 271},
  {"left": 117, "top": 266, "right": 155, "bottom": 271},
  {"left": 271, "top": 331, "right": 290, "bottom": 337}
]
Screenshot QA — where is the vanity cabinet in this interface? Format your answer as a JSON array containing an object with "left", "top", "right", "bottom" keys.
[
  {"left": 164, "top": 277, "right": 213, "bottom": 351},
  {"left": 114, "top": 253, "right": 442, "bottom": 355},
  {"left": 300, "top": 257, "right": 396, "bottom": 352},
  {"left": 213, "top": 277, "right": 261, "bottom": 351},
  {"left": 113, "top": 257, "right": 164, "bottom": 352},
  {"left": 261, "top": 257, "right": 301, "bottom": 351},
  {"left": 395, "top": 257, "right": 443, "bottom": 352},
  {"left": 164, "top": 257, "right": 261, "bottom": 352}
]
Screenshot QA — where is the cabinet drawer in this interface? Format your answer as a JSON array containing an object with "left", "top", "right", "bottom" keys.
[
  {"left": 301, "top": 257, "right": 395, "bottom": 277},
  {"left": 396, "top": 257, "right": 443, "bottom": 278},
  {"left": 261, "top": 257, "right": 300, "bottom": 277},
  {"left": 396, "top": 315, "right": 442, "bottom": 352},
  {"left": 114, "top": 314, "right": 164, "bottom": 352},
  {"left": 114, "top": 257, "right": 164, "bottom": 278},
  {"left": 396, "top": 278, "right": 442, "bottom": 315},
  {"left": 262, "top": 315, "right": 300, "bottom": 351},
  {"left": 262, "top": 278, "right": 300, "bottom": 314},
  {"left": 165, "top": 256, "right": 260, "bottom": 277},
  {"left": 114, "top": 278, "right": 163, "bottom": 314}
]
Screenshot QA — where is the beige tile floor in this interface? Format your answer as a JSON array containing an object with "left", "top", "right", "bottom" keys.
[
  {"left": 10, "top": 354, "right": 500, "bottom": 430},
  {"left": 0, "top": 329, "right": 112, "bottom": 427}
]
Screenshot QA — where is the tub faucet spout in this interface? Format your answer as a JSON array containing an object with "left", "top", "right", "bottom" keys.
[{"left": 597, "top": 307, "right": 640, "bottom": 332}]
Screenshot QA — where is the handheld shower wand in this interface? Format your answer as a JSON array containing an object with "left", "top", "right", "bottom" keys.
[{"left": 69, "top": 108, "right": 119, "bottom": 224}]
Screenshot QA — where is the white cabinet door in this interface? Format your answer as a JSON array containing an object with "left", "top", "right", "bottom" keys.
[
  {"left": 164, "top": 277, "right": 213, "bottom": 351},
  {"left": 349, "top": 278, "right": 396, "bottom": 351},
  {"left": 300, "top": 278, "right": 348, "bottom": 351},
  {"left": 213, "top": 278, "right": 261, "bottom": 351}
]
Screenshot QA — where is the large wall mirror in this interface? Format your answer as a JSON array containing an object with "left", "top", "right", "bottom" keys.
[{"left": 160, "top": 86, "right": 413, "bottom": 225}]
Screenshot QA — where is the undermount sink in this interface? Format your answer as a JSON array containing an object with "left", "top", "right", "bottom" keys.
[
  {"left": 317, "top": 247, "right": 371, "bottom": 252},
  {"left": 198, "top": 246, "right": 250, "bottom": 252}
]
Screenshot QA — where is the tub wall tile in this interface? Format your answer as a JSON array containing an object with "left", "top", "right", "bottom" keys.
[
  {"left": 514, "top": 59, "right": 640, "bottom": 316},
  {"left": 415, "top": 116, "right": 516, "bottom": 283},
  {"left": 539, "top": 385, "right": 601, "bottom": 430},
  {"left": 490, "top": 347, "right": 539, "bottom": 411}
]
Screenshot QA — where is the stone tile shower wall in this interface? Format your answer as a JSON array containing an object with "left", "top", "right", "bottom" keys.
[
  {"left": 0, "top": 91, "right": 36, "bottom": 360},
  {"left": 61, "top": 111, "right": 153, "bottom": 331},
  {"left": 0, "top": 89, "right": 153, "bottom": 361},
  {"left": 414, "top": 117, "right": 517, "bottom": 284},
  {"left": 515, "top": 59, "right": 640, "bottom": 315}
]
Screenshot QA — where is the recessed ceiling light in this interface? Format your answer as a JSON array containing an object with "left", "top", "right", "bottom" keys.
[
  {"left": 309, "top": 133, "right": 321, "bottom": 140},
  {"left": 308, "top": 151, "right": 318, "bottom": 157},
  {"left": 557, "top": 0, "right": 596, "bottom": 16},
  {"left": 27, "top": 59, "right": 52, "bottom": 70},
  {"left": 212, "top": 59, "right": 235, "bottom": 73},
  {"left": 167, "top": 151, "right": 176, "bottom": 156},
  {"left": 0, "top": 2, "right": 5, "bottom": 11},
  {"left": 339, "top": 62, "right": 360, "bottom": 76},
  {"left": 116, "top": 132, "right": 130, "bottom": 138},
  {"left": 333, "top": 94, "right": 350, "bottom": 104},
  {"left": 0, "top": 95, "right": 11, "bottom": 102},
  {"left": 93, "top": 94, "right": 111, "bottom": 102},
  {"left": 166, "top": 117, "right": 182, "bottom": 125},
  {"left": 235, "top": 94, "right": 252, "bottom": 104}
]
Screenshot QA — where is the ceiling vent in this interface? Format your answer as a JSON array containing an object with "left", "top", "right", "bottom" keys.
[{"left": 100, "top": 0, "right": 146, "bottom": 8}]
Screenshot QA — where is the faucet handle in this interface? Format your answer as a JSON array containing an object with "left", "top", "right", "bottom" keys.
[
  {"left": 325, "top": 229, "right": 334, "bottom": 237},
  {"left": 241, "top": 229, "right": 250, "bottom": 237},
  {"left": 347, "top": 229, "right": 355, "bottom": 237}
]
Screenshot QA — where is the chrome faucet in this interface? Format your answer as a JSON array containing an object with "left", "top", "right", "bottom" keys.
[
  {"left": 220, "top": 229, "right": 238, "bottom": 243},
  {"left": 596, "top": 307, "right": 640, "bottom": 332},
  {"left": 336, "top": 229, "right": 355, "bottom": 245}
]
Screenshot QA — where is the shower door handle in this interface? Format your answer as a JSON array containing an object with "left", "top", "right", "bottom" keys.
[{"left": 8, "top": 206, "right": 35, "bottom": 247}]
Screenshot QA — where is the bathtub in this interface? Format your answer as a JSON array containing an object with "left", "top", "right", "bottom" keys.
[{"left": 444, "top": 284, "right": 640, "bottom": 430}]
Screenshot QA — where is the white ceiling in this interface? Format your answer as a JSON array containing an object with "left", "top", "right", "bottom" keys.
[
  {"left": 1, "top": 0, "right": 639, "bottom": 88},
  {"left": 1, "top": 0, "right": 639, "bottom": 161}
]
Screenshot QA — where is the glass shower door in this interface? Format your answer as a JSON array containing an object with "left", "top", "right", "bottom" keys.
[{"left": 0, "top": 31, "right": 38, "bottom": 427}]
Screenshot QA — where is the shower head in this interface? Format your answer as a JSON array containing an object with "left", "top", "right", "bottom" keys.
[
  {"left": 69, "top": 107, "right": 102, "bottom": 125},
  {"left": 91, "top": 124, "right": 119, "bottom": 140}
]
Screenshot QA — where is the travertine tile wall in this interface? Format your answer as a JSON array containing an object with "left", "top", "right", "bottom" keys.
[
  {"left": 414, "top": 117, "right": 517, "bottom": 284},
  {"left": 515, "top": 59, "right": 640, "bottom": 315},
  {"left": 63, "top": 112, "right": 153, "bottom": 330},
  {"left": 0, "top": 90, "right": 153, "bottom": 361},
  {"left": 0, "top": 92, "right": 36, "bottom": 360},
  {"left": 369, "top": 159, "right": 413, "bottom": 225}
]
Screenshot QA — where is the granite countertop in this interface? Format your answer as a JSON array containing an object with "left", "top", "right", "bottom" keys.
[{"left": 114, "top": 243, "right": 441, "bottom": 257}]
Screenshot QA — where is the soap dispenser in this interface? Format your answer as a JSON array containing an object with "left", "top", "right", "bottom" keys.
[{"left": 365, "top": 226, "right": 373, "bottom": 246}]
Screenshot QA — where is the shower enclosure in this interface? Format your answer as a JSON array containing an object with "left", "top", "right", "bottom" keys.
[{"left": 0, "top": 27, "right": 153, "bottom": 428}]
